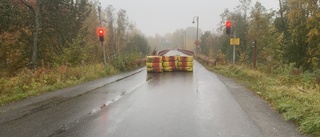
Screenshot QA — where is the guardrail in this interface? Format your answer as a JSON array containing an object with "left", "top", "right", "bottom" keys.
[
  {"left": 124, "top": 49, "right": 170, "bottom": 68},
  {"left": 177, "top": 49, "right": 215, "bottom": 66},
  {"left": 177, "top": 49, "right": 195, "bottom": 56},
  {"left": 157, "top": 49, "right": 170, "bottom": 56},
  {"left": 125, "top": 58, "right": 146, "bottom": 68},
  {"left": 196, "top": 55, "right": 216, "bottom": 66}
]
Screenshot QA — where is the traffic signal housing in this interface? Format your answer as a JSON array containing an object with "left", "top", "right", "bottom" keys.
[
  {"left": 226, "top": 21, "right": 232, "bottom": 35},
  {"left": 98, "top": 28, "right": 104, "bottom": 42}
]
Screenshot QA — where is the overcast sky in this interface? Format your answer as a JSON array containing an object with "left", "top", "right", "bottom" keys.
[{"left": 100, "top": 0, "right": 279, "bottom": 36}]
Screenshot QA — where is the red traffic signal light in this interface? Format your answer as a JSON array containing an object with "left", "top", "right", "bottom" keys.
[
  {"left": 98, "top": 28, "right": 104, "bottom": 42},
  {"left": 226, "top": 21, "right": 232, "bottom": 27},
  {"left": 226, "top": 21, "right": 232, "bottom": 35},
  {"left": 98, "top": 28, "right": 104, "bottom": 35}
]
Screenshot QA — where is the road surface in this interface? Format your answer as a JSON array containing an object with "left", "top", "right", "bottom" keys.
[{"left": 0, "top": 50, "right": 308, "bottom": 137}]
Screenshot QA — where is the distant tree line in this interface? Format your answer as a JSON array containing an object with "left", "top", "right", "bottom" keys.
[{"left": 0, "top": 0, "right": 150, "bottom": 76}]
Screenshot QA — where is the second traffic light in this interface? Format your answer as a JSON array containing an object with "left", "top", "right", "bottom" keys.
[
  {"left": 98, "top": 28, "right": 104, "bottom": 42},
  {"left": 226, "top": 21, "right": 232, "bottom": 35}
]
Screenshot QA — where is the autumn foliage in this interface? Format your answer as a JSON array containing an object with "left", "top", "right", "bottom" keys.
[{"left": 0, "top": 1, "right": 150, "bottom": 104}]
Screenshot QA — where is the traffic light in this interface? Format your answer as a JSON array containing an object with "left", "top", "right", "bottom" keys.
[
  {"left": 98, "top": 28, "right": 104, "bottom": 42},
  {"left": 226, "top": 21, "right": 232, "bottom": 35}
]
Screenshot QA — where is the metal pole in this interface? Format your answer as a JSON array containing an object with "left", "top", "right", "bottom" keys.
[
  {"left": 253, "top": 40, "right": 257, "bottom": 69},
  {"left": 196, "top": 17, "right": 199, "bottom": 52},
  {"left": 233, "top": 33, "right": 236, "bottom": 65},
  {"left": 233, "top": 46, "right": 235, "bottom": 65},
  {"left": 102, "top": 41, "right": 107, "bottom": 65},
  {"left": 98, "top": 3, "right": 107, "bottom": 66},
  {"left": 185, "top": 30, "right": 187, "bottom": 50}
]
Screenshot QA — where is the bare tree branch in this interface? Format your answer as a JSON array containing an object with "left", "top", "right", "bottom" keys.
[{"left": 20, "top": 0, "right": 35, "bottom": 14}]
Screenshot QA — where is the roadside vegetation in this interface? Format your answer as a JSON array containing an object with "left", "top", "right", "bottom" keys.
[
  {"left": 194, "top": 0, "right": 320, "bottom": 136},
  {"left": 0, "top": 1, "right": 150, "bottom": 105},
  {"left": 198, "top": 63, "right": 320, "bottom": 136},
  {"left": 0, "top": 64, "right": 116, "bottom": 106}
]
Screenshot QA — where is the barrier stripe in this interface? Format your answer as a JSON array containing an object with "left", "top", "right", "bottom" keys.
[
  {"left": 178, "top": 67, "right": 193, "bottom": 72},
  {"left": 147, "top": 67, "right": 163, "bottom": 73},
  {"left": 178, "top": 62, "right": 193, "bottom": 67},
  {"left": 177, "top": 56, "right": 193, "bottom": 62},
  {"left": 146, "top": 62, "right": 163, "bottom": 68},
  {"left": 146, "top": 56, "right": 162, "bottom": 62},
  {"left": 163, "top": 62, "right": 178, "bottom": 67},
  {"left": 163, "top": 66, "right": 178, "bottom": 72},
  {"left": 162, "top": 56, "right": 178, "bottom": 62}
]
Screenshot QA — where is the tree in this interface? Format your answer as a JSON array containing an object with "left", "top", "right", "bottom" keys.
[
  {"left": 286, "top": 0, "right": 320, "bottom": 70},
  {"left": 247, "top": 2, "right": 275, "bottom": 64},
  {"left": 81, "top": 1, "right": 100, "bottom": 62},
  {"left": 199, "top": 31, "right": 215, "bottom": 56},
  {"left": 39, "top": 0, "right": 90, "bottom": 66},
  {"left": 126, "top": 34, "right": 150, "bottom": 56},
  {"left": 171, "top": 29, "right": 185, "bottom": 49},
  {"left": 20, "top": 0, "right": 41, "bottom": 70},
  {"left": 105, "top": 5, "right": 116, "bottom": 60},
  {"left": 116, "top": 9, "right": 129, "bottom": 55}
]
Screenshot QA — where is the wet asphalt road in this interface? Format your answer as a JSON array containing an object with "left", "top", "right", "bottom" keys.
[{"left": 0, "top": 50, "right": 308, "bottom": 137}]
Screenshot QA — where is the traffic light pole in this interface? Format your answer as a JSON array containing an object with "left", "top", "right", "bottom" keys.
[
  {"left": 98, "top": 4, "right": 107, "bottom": 66},
  {"left": 232, "top": 33, "right": 236, "bottom": 65},
  {"left": 253, "top": 40, "right": 257, "bottom": 69},
  {"left": 102, "top": 41, "right": 107, "bottom": 66},
  {"left": 226, "top": 21, "right": 235, "bottom": 65}
]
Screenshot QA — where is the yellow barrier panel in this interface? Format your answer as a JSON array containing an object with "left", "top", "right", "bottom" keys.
[
  {"left": 146, "top": 56, "right": 162, "bottom": 63},
  {"left": 178, "top": 67, "right": 193, "bottom": 72},
  {"left": 162, "top": 56, "right": 178, "bottom": 62},
  {"left": 147, "top": 67, "right": 163, "bottom": 73},
  {"left": 162, "top": 62, "right": 178, "bottom": 67},
  {"left": 163, "top": 66, "right": 178, "bottom": 72},
  {"left": 146, "top": 62, "right": 163, "bottom": 68},
  {"left": 178, "top": 62, "right": 193, "bottom": 67},
  {"left": 146, "top": 56, "right": 195, "bottom": 73},
  {"left": 177, "top": 56, "right": 193, "bottom": 62}
]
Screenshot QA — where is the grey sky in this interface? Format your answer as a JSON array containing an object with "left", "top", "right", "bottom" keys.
[{"left": 101, "top": 0, "right": 279, "bottom": 36}]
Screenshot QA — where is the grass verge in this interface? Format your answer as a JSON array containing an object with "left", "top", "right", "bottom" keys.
[
  {"left": 0, "top": 63, "right": 121, "bottom": 106},
  {"left": 198, "top": 61, "right": 320, "bottom": 136}
]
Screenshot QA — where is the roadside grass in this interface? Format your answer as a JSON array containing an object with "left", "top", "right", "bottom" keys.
[
  {"left": 0, "top": 49, "right": 145, "bottom": 106},
  {"left": 0, "top": 64, "right": 119, "bottom": 106},
  {"left": 200, "top": 62, "right": 320, "bottom": 136}
]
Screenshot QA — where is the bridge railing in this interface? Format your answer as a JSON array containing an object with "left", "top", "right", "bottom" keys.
[
  {"left": 157, "top": 49, "right": 170, "bottom": 56},
  {"left": 177, "top": 49, "right": 216, "bottom": 66},
  {"left": 177, "top": 49, "right": 195, "bottom": 56},
  {"left": 196, "top": 55, "right": 216, "bottom": 66}
]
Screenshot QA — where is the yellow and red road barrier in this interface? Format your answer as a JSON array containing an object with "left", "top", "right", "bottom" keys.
[
  {"left": 146, "top": 56, "right": 162, "bottom": 63},
  {"left": 146, "top": 55, "right": 194, "bottom": 73},
  {"left": 177, "top": 56, "right": 193, "bottom": 62},
  {"left": 146, "top": 56, "right": 163, "bottom": 73},
  {"left": 178, "top": 62, "right": 193, "bottom": 67},
  {"left": 162, "top": 62, "right": 178, "bottom": 67},
  {"left": 162, "top": 56, "right": 178, "bottom": 72},
  {"left": 177, "top": 56, "right": 193, "bottom": 72},
  {"left": 163, "top": 66, "right": 179, "bottom": 72},
  {"left": 178, "top": 67, "right": 193, "bottom": 72}
]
